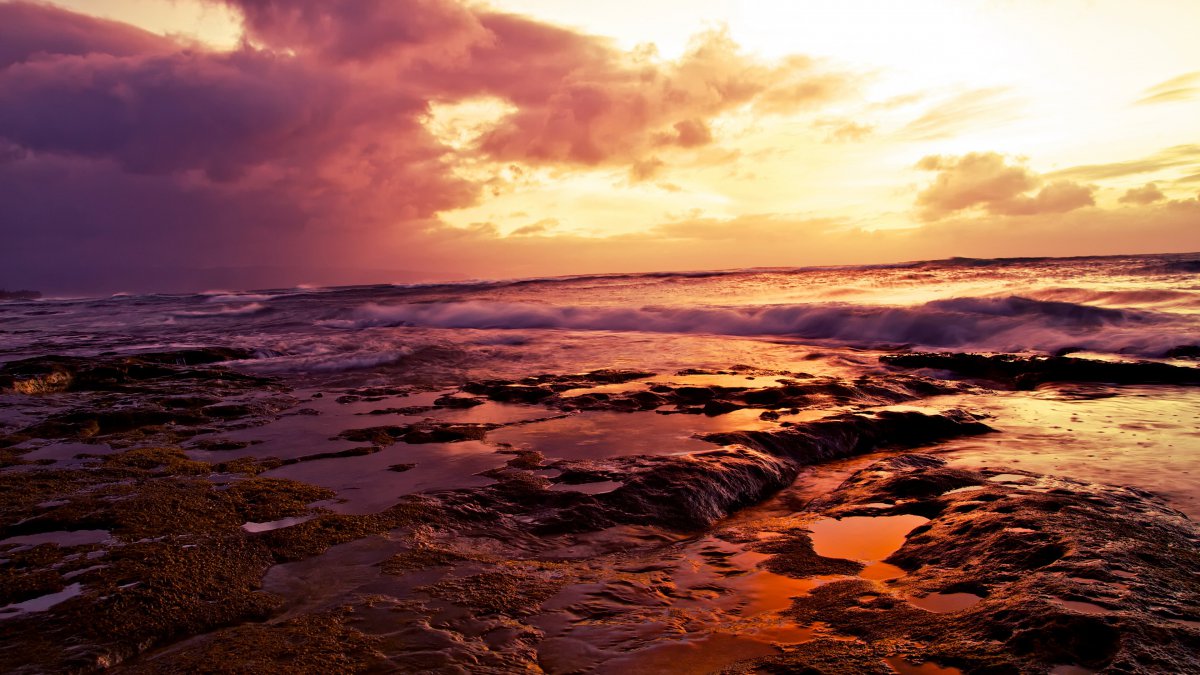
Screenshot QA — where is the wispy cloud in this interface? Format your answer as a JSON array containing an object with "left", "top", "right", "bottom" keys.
[
  {"left": 1049, "top": 144, "right": 1200, "bottom": 181},
  {"left": 898, "top": 87, "right": 1023, "bottom": 140},
  {"left": 1134, "top": 71, "right": 1200, "bottom": 105}
]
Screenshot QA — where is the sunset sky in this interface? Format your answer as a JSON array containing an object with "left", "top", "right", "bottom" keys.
[{"left": 2, "top": 0, "right": 1198, "bottom": 292}]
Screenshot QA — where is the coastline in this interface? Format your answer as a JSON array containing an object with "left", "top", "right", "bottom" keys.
[{"left": 2, "top": 345, "right": 1198, "bottom": 673}]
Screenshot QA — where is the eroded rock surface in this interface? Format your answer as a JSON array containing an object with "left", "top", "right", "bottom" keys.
[
  {"left": 2, "top": 353, "right": 1197, "bottom": 674},
  {"left": 724, "top": 455, "right": 1200, "bottom": 674}
]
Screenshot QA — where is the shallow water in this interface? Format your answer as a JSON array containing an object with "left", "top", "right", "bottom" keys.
[
  {"left": 4, "top": 253, "right": 1200, "bottom": 672},
  {"left": 927, "top": 387, "right": 1200, "bottom": 517},
  {"left": 0, "top": 583, "right": 84, "bottom": 618},
  {"left": 488, "top": 409, "right": 775, "bottom": 462},
  {"left": 263, "top": 440, "right": 503, "bottom": 514},
  {"left": 0, "top": 530, "right": 113, "bottom": 549}
]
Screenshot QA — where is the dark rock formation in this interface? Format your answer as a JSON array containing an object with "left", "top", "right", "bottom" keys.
[
  {"left": 533, "top": 410, "right": 993, "bottom": 532},
  {"left": 883, "top": 351, "right": 1200, "bottom": 388}
]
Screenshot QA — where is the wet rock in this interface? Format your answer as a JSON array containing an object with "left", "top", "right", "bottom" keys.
[
  {"left": 0, "top": 446, "right": 357, "bottom": 673},
  {"left": 883, "top": 351, "right": 1200, "bottom": 388},
  {"left": 731, "top": 455, "right": 1200, "bottom": 674},
  {"left": 720, "top": 639, "right": 894, "bottom": 675},
  {"left": 190, "top": 438, "right": 257, "bottom": 452},
  {"left": 336, "top": 421, "right": 497, "bottom": 445},
  {"left": 499, "top": 448, "right": 545, "bottom": 470},
  {"left": 457, "top": 368, "right": 961, "bottom": 420},
  {"left": 157, "top": 395, "right": 223, "bottom": 409},
  {"left": 753, "top": 530, "right": 865, "bottom": 578},
  {"left": 423, "top": 571, "right": 566, "bottom": 617},
  {"left": 703, "top": 410, "right": 992, "bottom": 463},
  {"left": 540, "top": 410, "right": 992, "bottom": 532},
  {"left": 0, "top": 348, "right": 259, "bottom": 395},
  {"left": 280, "top": 446, "right": 382, "bottom": 465},
  {"left": 703, "top": 399, "right": 742, "bottom": 416},
  {"left": 432, "top": 394, "right": 485, "bottom": 408},
  {"left": 356, "top": 405, "right": 436, "bottom": 416},
  {"left": 254, "top": 501, "right": 436, "bottom": 563},
  {"left": 462, "top": 369, "right": 655, "bottom": 403},
  {"left": 120, "top": 609, "right": 390, "bottom": 674},
  {"left": 0, "top": 351, "right": 291, "bottom": 451}
]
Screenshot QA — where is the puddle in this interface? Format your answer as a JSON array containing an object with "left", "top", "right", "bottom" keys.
[
  {"left": 186, "top": 388, "right": 512, "bottom": 463},
  {"left": 0, "top": 530, "right": 112, "bottom": 549},
  {"left": 550, "top": 480, "right": 623, "bottom": 495},
  {"left": 860, "top": 562, "right": 907, "bottom": 580},
  {"left": 1050, "top": 666, "right": 1097, "bottom": 675},
  {"left": 595, "top": 625, "right": 816, "bottom": 674},
  {"left": 937, "top": 389, "right": 1200, "bottom": 519},
  {"left": 533, "top": 532, "right": 827, "bottom": 675},
  {"left": 717, "top": 550, "right": 829, "bottom": 616},
  {"left": 416, "top": 401, "right": 552, "bottom": 424},
  {"left": 942, "top": 485, "right": 984, "bottom": 495},
  {"left": 774, "top": 408, "right": 848, "bottom": 424},
  {"left": 262, "top": 535, "right": 400, "bottom": 619},
  {"left": 987, "top": 473, "right": 1034, "bottom": 484},
  {"left": 19, "top": 442, "right": 116, "bottom": 465},
  {"left": 807, "top": 515, "right": 929, "bottom": 563},
  {"left": 242, "top": 515, "right": 316, "bottom": 533},
  {"left": 908, "top": 592, "right": 983, "bottom": 613},
  {"left": 487, "top": 410, "right": 772, "bottom": 462},
  {"left": 654, "top": 374, "right": 784, "bottom": 388},
  {"left": 263, "top": 441, "right": 503, "bottom": 514},
  {"left": 561, "top": 381, "right": 651, "bottom": 397},
  {"left": 886, "top": 656, "right": 964, "bottom": 675},
  {"left": 1053, "top": 598, "right": 1113, "bottom": 615},
  {"left": 0, "top": 583, "right": 83, "bottom": 618}
]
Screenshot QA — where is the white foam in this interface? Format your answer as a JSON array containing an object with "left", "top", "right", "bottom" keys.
[
  {"left": 323, "top": 296, "right": 1189, "bottom": 357},
  {"left": 174, "top": 302, "right": 269, "bottom": 318}
]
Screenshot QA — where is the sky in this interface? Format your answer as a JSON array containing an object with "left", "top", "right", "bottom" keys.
[{"left": 1, "top": 0, "right": 1198, "bottom": 292}]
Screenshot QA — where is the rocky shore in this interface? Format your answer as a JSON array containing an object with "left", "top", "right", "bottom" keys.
[{"left": 1, "top": 348, "right": 1198, "bottom": 673}]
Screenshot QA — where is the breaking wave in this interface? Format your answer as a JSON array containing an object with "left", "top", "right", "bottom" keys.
[
  {"left": 325, "top": 296, "right": 1186, "bottom": 356},
  {"left": 174, "top": 302, "right": 270, "bottom": 318}
]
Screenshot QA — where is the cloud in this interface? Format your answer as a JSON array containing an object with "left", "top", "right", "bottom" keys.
[
  {"left": 465, "top": 26, "right": 852, "bottom": 166},
  {"left": 220, "top": 0, "right": 489, "bottom": 62},
  {"left": 0, "top": 2, "right": 175, "bottom": 68},
  {"left": 1134, "top": 71, "right": 1200, "bottom": 105},
  {"left": 0, "top": 0, "right": 856, "bottom": 292},
  {"left": 813, "top": 118, "right": 874, "bottom": 143},
  {"left": 509, "top": 218, "right": 558, "bottom": 236},
  {"left": 899, "top": 87, "right": 1022, "bottom": 140},
  {"left": 1119, "top": 182, "right": 1167, "bottom": 205},
  {"left": 914, "top": 153, "right": 1094, "bottom": 220},
  {"left": 629, "top": 157, "right": 666, "bottom": 182},
  {"left": 1049, "top": 144, "right": 1200, "bottom": 181},
  {"left": 0, "top": 49, "right": 374, "bottom": 180}
]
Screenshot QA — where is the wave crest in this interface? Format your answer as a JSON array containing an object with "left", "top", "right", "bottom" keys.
[{"left": 324, "top": 296, "right": 1181, "bottom": 355}]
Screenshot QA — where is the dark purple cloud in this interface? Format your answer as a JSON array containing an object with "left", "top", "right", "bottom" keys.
[
  {"left": 0, "top": 2, "right": 173, "bottom": 68},
  {"left": 0, "top": 0, "right": 857, "bottom": 292}
]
